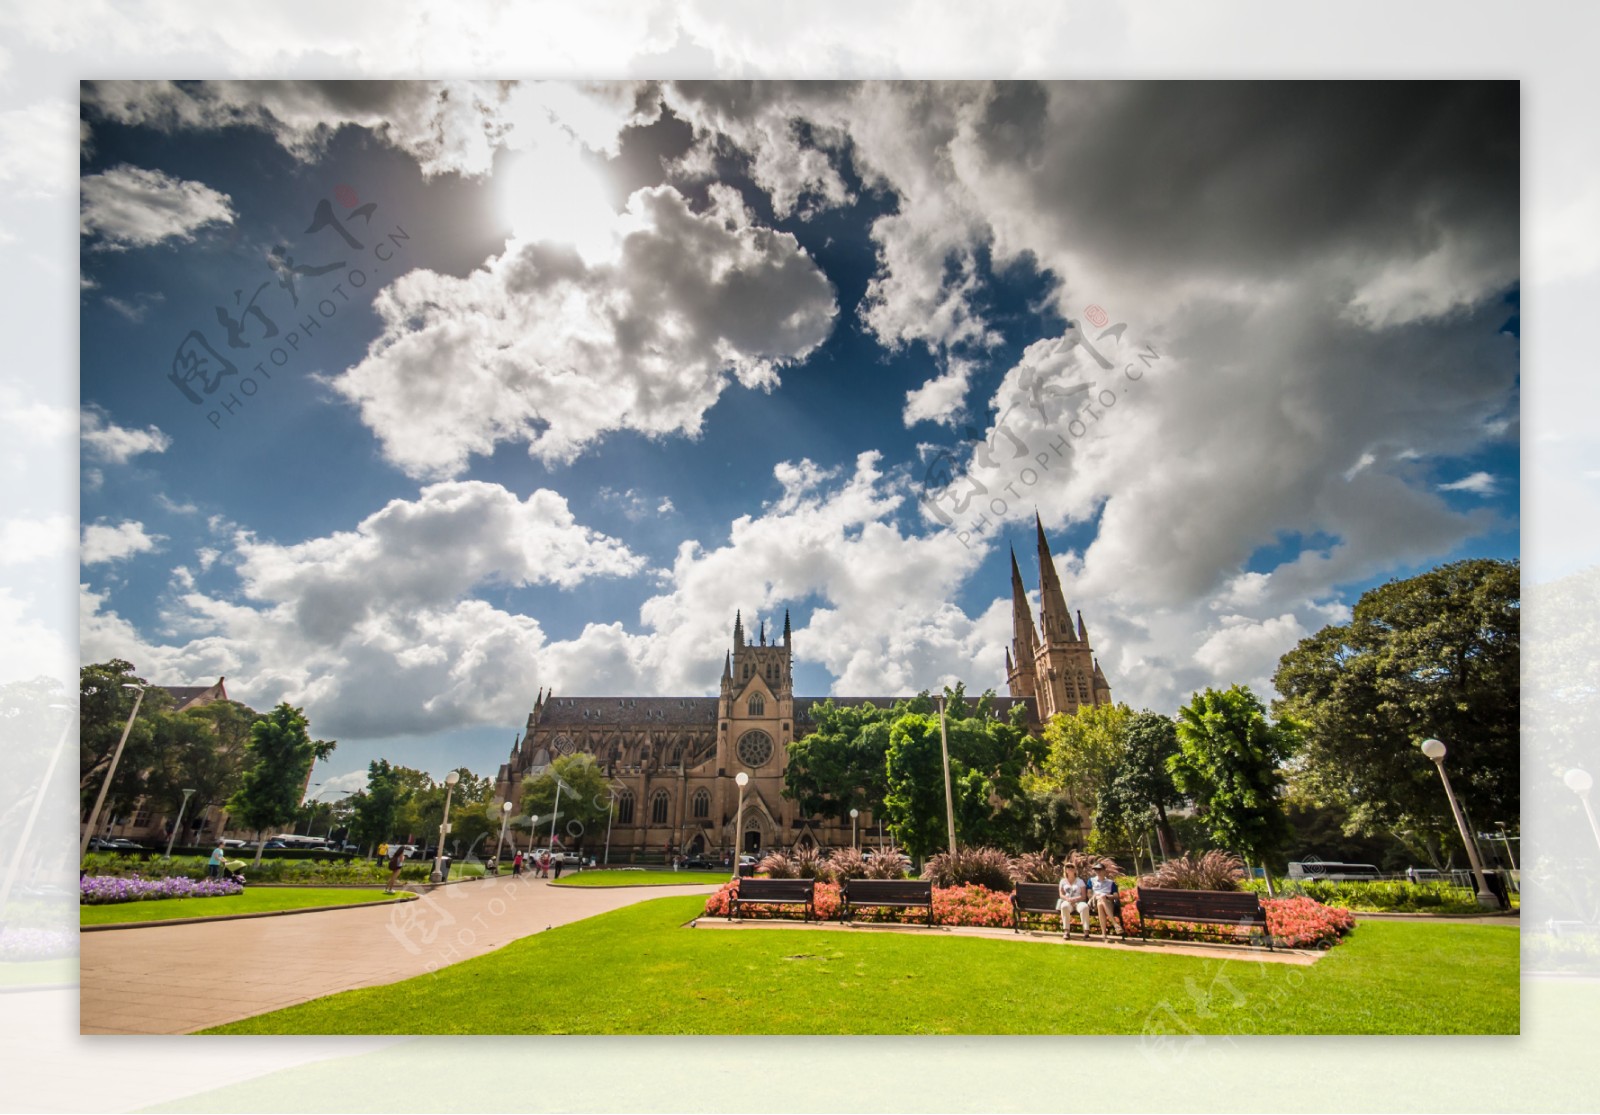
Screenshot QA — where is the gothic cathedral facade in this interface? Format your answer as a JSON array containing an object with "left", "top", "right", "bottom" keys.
[{"left": 494, "top": 518, "right": 1111, "bottom": 860}]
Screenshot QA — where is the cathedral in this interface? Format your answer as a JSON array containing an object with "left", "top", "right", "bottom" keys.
[{"left": 494, "top": 517, "right": 1112, "bottom": 861}]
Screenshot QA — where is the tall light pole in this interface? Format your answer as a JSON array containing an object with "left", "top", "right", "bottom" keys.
[
  {"left": 1494, "top": 822, "right": 1518, "bottom": 872},
  {"left": 603, "top": 793, "right": 615, "bottom": 866},
  {"left": 495, "top": 800, "right": 513, "bottom": 861},
  {"left": 732, "top": 771, "right": 749, "bottom": 879},
  {"left": 548, "top": 777, "right": 565, "bottom": 854},
  {"left": 430, "top": 770, "right": 460, "bottom": 884},
  {"left": 0, "top": 704, "right": 76, "bottom": 920},
  {"left": 850, "top": 807, "right": 859, "bottom": 851},
  {"left": 164, "top": 789, "right": 197, "bottom": 859},
  {"left": 81, "top": 684, "right": 145, "bottom": 860},
  {"left": 1420, "top": 739, "right": 1498, "bottom": 909},
  {"left": 935, "top": 694, "right": 957, "bottom": 857},
  {"left": 1565, "top": 768, "right": 1600, "bottom": 854}
]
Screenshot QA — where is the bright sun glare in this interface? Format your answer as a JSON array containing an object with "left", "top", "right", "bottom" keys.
[{"left": 495, "top": 146, "right": 618, "bottom": 262}]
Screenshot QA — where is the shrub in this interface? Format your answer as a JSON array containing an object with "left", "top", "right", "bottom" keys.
[
  {"left": 756, "top": 851, "right": 798, "bottom": 879},
  {"left": 1064, "top": 850, "right": 1123, "bottom": 878},
  {"left": 1011, "top": 851, "right": 1061, "bottom": 884},
  {"left": 701, "top": 880, "right": 1020, "bottom": 929},
  {"left": 922, "top": 846, "right": 1015, "bottom": 892},
  {"left": 1141, "top": 851, "right": 1243, "bottom": 891},
  {"left": 702, "top": 879, "right": 843, "bottom": 920},
  {"left": 1246, "top": 878, "right": 1481, "bottom": 914},
  {"left": 827, "top": 846, "right": 869, "bottom": 881},
  {"left": 863, "top": 849, "right": 910, "bottom": 879},
  {"left": 932, "top": 884, "right": 1016, "bottom": 929},
  {"left": 790, "top": 845, "right": 833, "bottom": 882}
]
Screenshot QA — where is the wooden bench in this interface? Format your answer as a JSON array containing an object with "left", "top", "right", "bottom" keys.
[
  {"left": 731, "top": 878, "right": 816, "bottom": 921},
  {"left": 1011, "top": 881, "right": 1062, "bottom": 932},
  {"left": 1135, "top": 886, "right": 1271, "bottom": 949},
  {"left": 841, "top": 878, "right": 934, "bottom": 926}
]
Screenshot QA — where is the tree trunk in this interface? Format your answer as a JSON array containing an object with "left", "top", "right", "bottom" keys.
[
  {"left": 253, "top": 829, "right": 264, "bottom": 866},
  {"left": 1258, "top": 858, "right": 1277, "bottom": 897},
  {"left": 1154, "top": 802, "right": 1177, "bottom": 857}
]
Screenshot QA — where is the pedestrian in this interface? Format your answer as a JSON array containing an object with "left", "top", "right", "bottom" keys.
[
  {"left": 552, "top": 855, "right": 564, "bottom": 881},
  {"left": 385, "top": 844, "right": 407, "bottom": 894},
  {"left": 512, "top": 850, "right": 523, "bottom": 876},
  {"left": 207, "top": 842, "right": 225, "bottom": 880},
  {"left": 486, "top": 855, "right": 498, "bottom": 877}
]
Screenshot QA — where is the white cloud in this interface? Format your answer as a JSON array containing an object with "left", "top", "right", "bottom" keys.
[
  {"left": 0, "top": 100, "right": 79, "bottom": 198},
  {"left": 82, "top": 520, "right": 160, "bottom": 564},
  {"left": 81, "top": 406, "right": 172, "bottom": 463},
  {"left": 329, "top": 183, "right": 836, "bottom": 476},
  {"left": 0, "top": 514, "right": 74, "bottom": 566},
  {"left": 903, "top": 356, "right": 975, "bottom": 428},
  {"left": 80, "top": 164, "right": 234, "bottom": 248},
  {"left": 1438, "top": 471, "right": 1497, "bottom": 496}
]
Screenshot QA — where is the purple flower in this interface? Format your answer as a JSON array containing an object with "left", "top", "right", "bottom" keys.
[{"left": 79, "top": 874, "right": 243, "bottom": 905}]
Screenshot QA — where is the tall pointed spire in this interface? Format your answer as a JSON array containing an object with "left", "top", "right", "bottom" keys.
[
  {"left": 733, "top": 610, "right": 744, "bottom": 647},
  {"left": 783, "top": 609, "right": 792, "bottom": 645},
  {"left": 1077, "top": 609, "right": 1088, "bottom": 642},
  {"left": 760, "top": 618, "right": 766, "bottom": 646},
  {"left": 1034, "top": 512, "right": 1073, "bottom": 642},
  {"left": 722, "top": 650, "right": 732, "bottom": 682},
  {"left": 1009, "top": 546, "right": 1037, "bottom": 664}
]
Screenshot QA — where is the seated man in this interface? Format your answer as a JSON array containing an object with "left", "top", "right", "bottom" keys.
[
  {"left": 1088, "top": 865, "right": 1121, "bottom": 939},
  {"left": 1057, "top": 865, "right": 1092, "bottom": 939}
]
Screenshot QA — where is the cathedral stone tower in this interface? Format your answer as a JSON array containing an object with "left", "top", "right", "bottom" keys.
[{"left": 1007, "top": 515, "right": 1113, "bottom": 718}]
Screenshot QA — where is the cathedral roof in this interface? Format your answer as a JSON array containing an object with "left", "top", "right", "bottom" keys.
[{"left": 536, "top": 697, "right": 719, "bottom": 726}]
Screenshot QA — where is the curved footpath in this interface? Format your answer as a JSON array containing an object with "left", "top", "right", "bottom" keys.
[{"left": 79, "top": 875, "right": 719, "bottom": 1035}]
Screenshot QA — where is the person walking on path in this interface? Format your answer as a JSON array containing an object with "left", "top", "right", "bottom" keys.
[
  {"left": 513, "top": 850, "right": 524, "bottom": 876},
  {"left": 385, "top": 845, "right": 407, "bottom": 894},
  {"left": 207, "top": 843, "right": 225, "bottom": 880},
  {"left": 551, "top": 855, "right": 564, "bottom": 881}
]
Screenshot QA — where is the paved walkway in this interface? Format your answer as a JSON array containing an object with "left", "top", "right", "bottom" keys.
[{"left": 79, "top": 875, "right": 718, "bottom": 1034}]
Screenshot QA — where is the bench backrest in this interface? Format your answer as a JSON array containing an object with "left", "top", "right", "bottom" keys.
[
  {"left": 1137, "top": 886, "right": 1264, "bottom": 924},
  {"left": 737, "top": 878, "right": 815, "bottom": 903},
  {"left": 844, "top": 879, "right": 933, "bottom": 905},
  {"left": 1013, "top": 881, "right": 1060, "bottom": 912}
]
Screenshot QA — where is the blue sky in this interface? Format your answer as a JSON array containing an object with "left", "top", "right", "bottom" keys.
[{"left": 78, "top": 80, "right": 1520, "bottom": 798}]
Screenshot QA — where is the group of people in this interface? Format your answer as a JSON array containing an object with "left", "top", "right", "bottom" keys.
[
  {"left": 1056, "top": 862, "right": 1122, "bottom": 940},
  {"left": 489, "top": 849, "right": 564, "bottom": 879}
]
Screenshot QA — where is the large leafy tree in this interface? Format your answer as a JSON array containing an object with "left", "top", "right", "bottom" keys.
[
  {"left": 79, "top": 660, "right": 172, "bottom": 823},
  {"left": 783, "top": 697, "right": 929, "bottom": 821},
  {"left": 350, "top": 759, "right": 404, "bottom": 853},
  {"left": 1100, "top": 711, "right": 1183, "bottom": 857},
  {"left": 145, "top": 699, "right": 260, "bottom": 842},
  {"left": 1040, "top": 702, "right": 1133, "bottom": 829},
  {"left": 881, "top": 686, "right": 1038, "bottom": 860},
  {"left": 520, "top": 753, "right": 613, "bottom": 852},
  {"left": 1170, "top": 685, "right": 1297, "bottom": 877},
  {"left": 226, "top": 703, "right": 336, "bottom": 863},
  {"left": 1272, "top": 558, "right": 1519, "bottom": 865}
]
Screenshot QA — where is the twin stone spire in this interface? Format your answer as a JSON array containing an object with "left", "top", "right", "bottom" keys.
[{"left": 1006, "top": 514, "right": 1112, "bottom": 718}]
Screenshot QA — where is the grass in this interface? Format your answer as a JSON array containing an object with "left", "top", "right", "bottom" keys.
[
  {"left": 203, "top": 895, "right": 1518, "bottom": 1035},
  {"left": 80, "top": 886, "right": 411, "bottom": 926},
  {"left": 0, "top": 958, "right": 77, "bottom": 986},
  {"left": 550, "top": 869, "right": 731, "bottom": 887}
]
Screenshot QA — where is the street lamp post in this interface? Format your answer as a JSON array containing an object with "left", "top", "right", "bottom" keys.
[
  {"left": 1494, "top": 822, "right": 1518, "bottom": 872},
  {"left": 603, "top": 795, "right": 615, "bottom": 866},
  {"left": 81, "top": 684, "right": 145, "bottom": 860},
  {"left": 935, "top": 694, "right": 958, "bottom": 857},
  {"left": 495, "top": 800, "right": 513, "bottom": 861},
  {"left": 733, "top": 771, "right": 749, "bottom": 879},
  {"left": 1565, "top": 768, "right": 1600, "bottom": 854},
  {"left": 1420, "top": 739, "right": 1499, "bottom": 909},
  {"left": 164, "top": 789, "right": 197, "bottom": 859},
  {"left": 850, "top": 807, "right": 859, "bottom": 851},
  {"left": 430, "top": 770, "right": 460, "bottom": 884}
]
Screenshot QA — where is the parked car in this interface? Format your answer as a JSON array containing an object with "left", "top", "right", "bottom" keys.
[
  {"left": 682, "top": 856, "right": 714, "bottom": 870},
  {"left": 220, "top": 839, "right": 249, "bottom": 849},
  {"left": 87, "top": 837, "right": 144, "bottom": 852},
  {"left": 551, "top": 851, "right": 584, "bottom": 867},
  {"left": 738, "top": 854, "right": 759, "bottom": 867},
  {"left": 1287, "top": 861, "right": 1382, "bottom": 882}
]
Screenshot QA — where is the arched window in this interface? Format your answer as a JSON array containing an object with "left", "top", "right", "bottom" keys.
[
  {"left": 650, "top": 789, "right": 670, "bottom": 825},
  {"left": 748, "top": 694, "right": 765, "bottom": 716},
  {"left": 615, "top": 790, "right": 634, "bottom": 825},
  {"left": 692, "top": 788, "right": 710, "bottom": 819}
]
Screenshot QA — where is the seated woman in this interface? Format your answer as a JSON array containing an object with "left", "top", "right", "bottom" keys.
[
  {"left": 1087, "top": 864, "right": 1122, "bottom": 939},
  {"left": 1057, "top": 865, "right": 1092, "bottom": 939}
]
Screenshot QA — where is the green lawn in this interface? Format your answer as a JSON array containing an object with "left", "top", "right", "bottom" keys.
[
  {"left": 81, "top": 887, "right": 412, "bottom": 926},
  {"left": 0, "top": 958, "right": 78, "bottom": 986},
  {"left": 550, "top": 869, "right": 730, "bottom": 887},
  {"left": 203, "top": 896, "right": 1518, "bottom": 1035}
]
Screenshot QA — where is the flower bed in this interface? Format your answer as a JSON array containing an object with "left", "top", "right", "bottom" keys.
[
  {"left": 0, "top": 927, "right": 74, "bottom": 962},
  {"left": 1119, "top": 892, "right": 1355, "bottom": 949},
  {"left": 79, "top": 875, "right": 243, "bottom": 905}
]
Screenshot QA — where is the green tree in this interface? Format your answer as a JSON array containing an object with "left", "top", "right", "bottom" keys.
[
  {"left": 881, "top": 686, "right": 1038, "bottom": 860},
  {"left": 226, "top": 703, "right": 336, "bottom": 863},
  {"left": 783, "top": 698, "right": 926, "bottom": 820},
  {"left": 1170, "top": 685, "right": 1297, "bottom": 882},
  {"left": 145, "top": 699, "right": 260, "bottom": 842},
  {"left": 520, "top": 754, "right": 613, "bottom": 852},
  {"left": 1272, "top": 558, "right": 1519, "bottom": 866},
  {"left": 79, "top": 660, "right": 172, "bottom": 824},
  {"left": 350, "top": 759, "right": 404, "bottom": 853},
  {"left": 1039, "top": 702, "right": 1133, "bottom": 828},
  {"left": 1102, "top": 711, "right": 1183, "bottom": 857}
]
